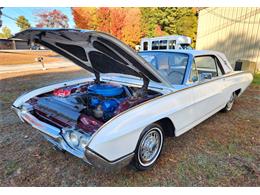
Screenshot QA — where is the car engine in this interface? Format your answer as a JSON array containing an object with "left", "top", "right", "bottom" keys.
[{"left": 28, "top": 82, "right": 160, "bottom": 134}]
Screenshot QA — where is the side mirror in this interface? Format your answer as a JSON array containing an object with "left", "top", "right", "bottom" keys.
[{"left": 200, "top": 73, "right": 212, "bottom": 80}]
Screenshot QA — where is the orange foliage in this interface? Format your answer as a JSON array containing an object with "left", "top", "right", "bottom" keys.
[
  {"left": 96, "top": 7, "right": 111, "bottom": 33},
  {"left": 110, "top": 8, "right": 126, "bottom": 40},
  {"left": 72, "top": 7, "right": 97, "bottom": 29},
  {"left": 154, "top": 25, "right": 165, "bottom": 36},
  {"left": 71, "top": 7, "right": 142, "bottom": 48},
  {"left": 122, "top": 8, "right": 142, "bottom": 48}
]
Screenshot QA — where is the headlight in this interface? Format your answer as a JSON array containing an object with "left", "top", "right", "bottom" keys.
[
  {"left": 79, "top": 137, "right": 90, "bottom": 149},
  {"left": 69, "top": 132, "right": 79, "bottom": 146}
]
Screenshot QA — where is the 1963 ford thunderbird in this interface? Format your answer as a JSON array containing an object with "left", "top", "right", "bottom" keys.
[{"left": 12, "top": 28, "right": 253, "bottom": 171}]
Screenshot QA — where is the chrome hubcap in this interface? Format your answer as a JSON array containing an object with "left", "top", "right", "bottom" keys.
[
  {"left": 227, "top": 93, "right": 235, "bottom": 110},
  {"left": 138, "top": 128, "right": 163, "bottom": 166}
]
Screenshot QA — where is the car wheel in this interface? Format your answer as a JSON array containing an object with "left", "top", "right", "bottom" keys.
[
  {"left": 133, "top": 123, "right": 164, "bottom": 171},
  {"left": 222, "top": 92, "right": 236, "bottom": 112}
]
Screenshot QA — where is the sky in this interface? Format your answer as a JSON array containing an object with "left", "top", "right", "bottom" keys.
[{"left": 0, "top": 7, "right": 75, "bottom": 34}]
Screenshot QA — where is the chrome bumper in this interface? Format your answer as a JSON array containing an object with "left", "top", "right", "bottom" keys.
[
  {"left": 12, "top": 105, "right": 134, "bottom": 170},
  {"left": 85, "top": 150, "right": 134, "bottom": 170}
]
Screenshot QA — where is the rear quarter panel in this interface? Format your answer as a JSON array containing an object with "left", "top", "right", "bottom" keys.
[{"left": 222, "top": 71, "right": 253, "bottom": 101}]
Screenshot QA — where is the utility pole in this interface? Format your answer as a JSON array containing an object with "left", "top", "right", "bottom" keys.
[{"left": 0, "top": 7, "right": 3, "bottom": 28}]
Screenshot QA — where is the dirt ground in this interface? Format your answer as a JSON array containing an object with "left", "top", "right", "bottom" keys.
[
  {"left": 0, "top": 67, "right": 259, "bottom": 186},
  {"left": 0, "top": 50, "right": 62, "bottom": 65}
]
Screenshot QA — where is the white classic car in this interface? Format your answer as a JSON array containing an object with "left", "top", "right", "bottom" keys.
[{"left": 12, "top": 29, "right": 253, "bottom": 171}]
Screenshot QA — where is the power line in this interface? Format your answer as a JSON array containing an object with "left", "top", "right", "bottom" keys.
[{"left": 2, "top": 13, "right": 31, "bottom": 27}]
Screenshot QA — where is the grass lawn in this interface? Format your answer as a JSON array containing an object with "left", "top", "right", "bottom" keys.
[
  {"left": 0, "top": 50, "right": 62, "bottom": 65},
  {"left": 252, "top": 73, "right": 260, "bottom": 85}
]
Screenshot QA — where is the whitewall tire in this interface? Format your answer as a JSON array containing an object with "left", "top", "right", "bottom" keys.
[{"left": 133, "top": 123, "right": 164, "bottom": 171}]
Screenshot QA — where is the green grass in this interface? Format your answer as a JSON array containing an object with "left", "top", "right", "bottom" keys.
[{"left": 252, "top": 73, "right": 260, "bottom": 85}]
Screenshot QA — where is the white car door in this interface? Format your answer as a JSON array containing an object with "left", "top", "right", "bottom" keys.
[{"left": 188, "top": 55, "right": 226, "bottom": 125}]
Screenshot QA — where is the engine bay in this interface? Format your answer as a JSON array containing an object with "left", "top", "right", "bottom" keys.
[{"left": 27, "top": 81, "right": 161, "bottom": 135}]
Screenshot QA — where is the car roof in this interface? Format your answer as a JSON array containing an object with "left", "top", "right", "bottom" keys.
[{"left": 139, "top": 49, "right": 224, "bottom": 57}]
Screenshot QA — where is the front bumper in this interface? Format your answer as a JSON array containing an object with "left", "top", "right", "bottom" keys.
[{"left": 12, "top": 105, "right": 134, "bottom": 170}]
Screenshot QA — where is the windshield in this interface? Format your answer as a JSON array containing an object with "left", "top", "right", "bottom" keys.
[{"left": 139, "top": 52, "right": 189, "bottom": 85}]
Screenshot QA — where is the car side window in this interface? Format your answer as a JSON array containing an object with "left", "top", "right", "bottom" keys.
[
  {"left": 152, "top": 41, "right": 159, "bottom": 50},
  {"left": 189, "top": 60, "right": 199, "bottom": 83},
  {"left": 168, "top": 40, "right": 176, "bottom": 49},
  {"left": 215, "top": 57, "right": 224, "bottom": 76},
  {"left": 159, "top": 40, "right": 167, "bottom": 50},
  {"left": 195, "top": 56, "right": 219, "bottom": 81}
]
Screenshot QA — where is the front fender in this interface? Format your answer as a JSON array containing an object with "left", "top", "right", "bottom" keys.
[{"left": 87, "top": 90, "right": 193, "bottom": 161}]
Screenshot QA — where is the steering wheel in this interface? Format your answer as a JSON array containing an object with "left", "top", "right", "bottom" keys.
[{"left": 168, "top": 70, "right": 183, "bottom": 77}]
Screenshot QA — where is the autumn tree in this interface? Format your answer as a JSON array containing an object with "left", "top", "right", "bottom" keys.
[
  {"left": 16, "top": 16, "right": 31, "bottom": 31},
  {"left": 71, "top": 7, "right": 198, "bottom": 48},
  {"left": 72, "top": 7, "right": 97, "bottom": 29},
  {"left": 154, "top": 25, "right": 166, "bottom": 36},
  {"left": 72, "top": 7, "right": 128, "bottom": 41},
  {"left": 122, "top": 8, "right": 142, "bottom": 48},
  {"left": 72, "top": 7, "right": 141, "bottom": 48},
  {"left": 140, "top": 8, "right": 158, "bottom": 37},
  {"left": 175, "top": 8, "right": 198, "bottom": 47},
  {"left": 0, "top": 26, "right": 12, "bottom": 38},
  {"left": 96, "top": 7, "right": 111, "bottom": 33},
  {"left": 140, "top": 7, "right": 198, "bottom": 46},
  {"left": 110, "top": 8, "right": 126, "bottom": 40},
  {"left": 35, "top": 9, "right": 69, "bottom": 28}
]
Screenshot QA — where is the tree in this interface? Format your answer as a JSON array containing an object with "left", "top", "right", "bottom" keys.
[
  {"left": 72, "top": 7, "right": 129, "bottom": 41},
  {"left": 110, "top": 8, "right": 126, "bottom": 40},
  {"left": 35, "top": 9, "right": 69, "bottom": 28},
  {"left": 140, "top": 7, "right": 198, "bottom": 46},
  {"left": 16, "top": 16, "right": 31, "bottom": 31},
  {"left": 175, "top": 9, "right": 198, "bottom": 47},
  {"left": 71, "top": 7, "right": 198, "bottom": 48},
  {"left": 96, "top": 7, "right": 111, "bottom": 33},
  {"left": 122, "top": 8, "right": 142, "bottom": 48},
  {"left": 140, "top": 8, "right": 158, "bottom": 37},
  {"left": 72, "top": 7, "right": 141, "bottom": 48},
  {"left": 72, "top": 7, "right": 97, "bottom": 29},
  {"left": 0, "top": 26, "right": 12, "bottom": 38},
  {"left": 154, "top": 25, "right": 166, "bottom": 36}
]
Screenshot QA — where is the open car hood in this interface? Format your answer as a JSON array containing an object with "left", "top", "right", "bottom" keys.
[{"left": 14, "top": 28, "right": 171, "bottom": 87}]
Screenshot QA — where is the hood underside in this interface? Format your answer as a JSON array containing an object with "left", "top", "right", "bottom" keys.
[{"left": 13, "top": 28, "right": 171, "bottom": 86}]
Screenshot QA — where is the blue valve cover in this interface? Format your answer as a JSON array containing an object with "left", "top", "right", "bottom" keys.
[{"left": 88, "top": 84, "right": 124, "bottom": 97}]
